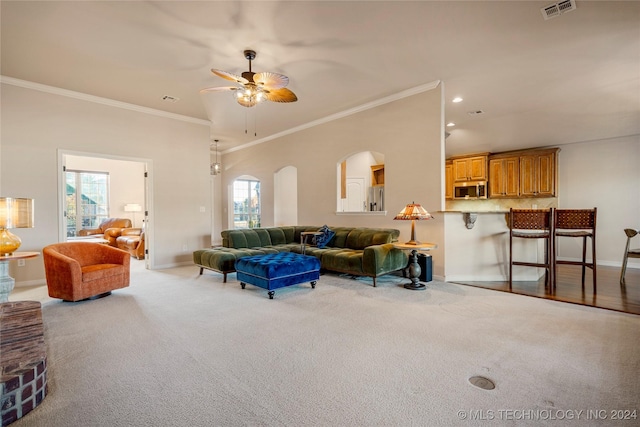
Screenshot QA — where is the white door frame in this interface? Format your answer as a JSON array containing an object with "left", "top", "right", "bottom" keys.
[{"left": 57, "top": 149, "right": 154, "bottom": 269}]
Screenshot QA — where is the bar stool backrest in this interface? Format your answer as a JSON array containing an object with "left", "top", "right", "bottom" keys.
[
  {"left": 510, "top": 209, "right": 552, "bottom": 231},
  {"left": 555, "top": 209, "right": 596, "bottom": 230}
]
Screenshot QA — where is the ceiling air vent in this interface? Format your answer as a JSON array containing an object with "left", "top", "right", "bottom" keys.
[
  {"left": 161, "top": 95, "right": 180, "bottom": 103},
  {"left": 467, "top": 110, "right": 484, "bottom": 116},
  {"left": 541, "top": 0, "right": 577, "bottom": 20}
]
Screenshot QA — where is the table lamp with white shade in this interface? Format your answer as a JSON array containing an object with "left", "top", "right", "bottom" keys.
[{"left": 0, "top": 197, "right": 34, "bottom": 256}]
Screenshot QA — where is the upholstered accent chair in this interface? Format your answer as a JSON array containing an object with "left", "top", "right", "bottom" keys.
[
  {"left": 43, "top": 242, "right": 130, "bottom": 301},
  {"left": 77, "top": 218, "right": 132, "bottom": 246},
  {"left": 116, "top": 228, "right": 145, "bottom": 259}
]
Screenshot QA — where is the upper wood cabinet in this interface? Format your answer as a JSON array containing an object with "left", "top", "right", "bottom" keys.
[
  {"left": 371, "top": 164, "right": 385, "bottom": 186},
  {"left": 445, "top": 161, "right": 453, "bottom": 200},
  {"left": 488, "top": 148, "right": 559, "bottom": 198},
  {"left": 519, "top": 149, "right": 557, "bottom": 197},
  {"left": 488, "top": 156, "right": 519, "bottom": 198},
  {"left": 451, "top": 154, "right": 488, "bottom": 182}
]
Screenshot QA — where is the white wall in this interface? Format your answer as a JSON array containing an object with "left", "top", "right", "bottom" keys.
[
  {"left": 557, "top": 136, "right": 640, "bottom": 267},
  {"left": 220, "top": 86, "right": 446, "bottom": 276},
  {"left": 1, "top": 83, "right": 211, "bottom": 285},
  {"left": 274, "top": 166, "right": 298, "bottom": 227}
]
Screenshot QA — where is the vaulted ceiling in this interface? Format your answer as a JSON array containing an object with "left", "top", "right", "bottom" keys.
[{"left": 2, "top": 1, "right": 638, "bottom": 156}]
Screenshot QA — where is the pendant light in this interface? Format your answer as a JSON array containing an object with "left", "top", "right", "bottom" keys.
[{"left": 211, "top": 139, "right": 221, "bottom": 175}]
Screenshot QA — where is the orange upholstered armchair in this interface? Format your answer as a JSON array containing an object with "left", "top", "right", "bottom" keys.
[
  {"left": 77, "top": 218, "right": 132, "bottom": 246},
  {"left": 43, "top": 242, "right": 130, "bottom": 301}
]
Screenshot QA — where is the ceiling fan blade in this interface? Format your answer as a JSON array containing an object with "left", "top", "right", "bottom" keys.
[
  {"left": 263, "top": 88, "right": 298, "bottom": 103},
  {"left": 211, "top": 69, "right": 249, "bottom": 85},
  {"left": 199, "top": 86, "right": 240, "bottom": 94},
  {"left": 254, "top": 72, "right": 289, "bottom": 89}
]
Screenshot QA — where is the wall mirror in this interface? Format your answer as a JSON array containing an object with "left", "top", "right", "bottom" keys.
[{"left": 336, "top": 151, "right": 385, "bottom": 213}]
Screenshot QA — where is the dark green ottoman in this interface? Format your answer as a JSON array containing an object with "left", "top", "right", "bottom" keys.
[{"left": 235, "top": 252, "right": 320, "bottom": 299}]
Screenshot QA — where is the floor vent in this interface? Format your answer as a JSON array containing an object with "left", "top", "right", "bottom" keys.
[
  {"left": 469, "top": 376, "right": 495, "bottom": 390},
  {"left": 541, "top": 0, "right": 577, "bottom": 20}
]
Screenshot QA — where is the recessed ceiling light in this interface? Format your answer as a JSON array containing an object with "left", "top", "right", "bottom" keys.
[
  {"left": 452, "top": 97, "right": 463, "bottom": 103},
  {"left": 447, "top": 122, "right": 456, "bottom": 127}
]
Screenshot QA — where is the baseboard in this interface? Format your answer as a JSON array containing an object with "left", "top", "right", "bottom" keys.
[{"left": 14, "top": 279, "right": 47, "bottom": 288}]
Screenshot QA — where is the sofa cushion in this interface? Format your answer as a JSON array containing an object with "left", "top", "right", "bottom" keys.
[
  {"left": 321, "top": 249, "right": 364, "bottom": 274},
  {"left": 266, "top": 228, "right": 287, "bottom": 245},
  {"left": 330, "top": 227, "right": 353, "bottom": 248},
  {"left": 254, "top": 229, "right": 273, "bottom": 247},
  {"left": 345, "top": 228, "right": 397, "bottom": 250},
  {"left": 224, "top": 230, "right": 249, "bottom": 248}
]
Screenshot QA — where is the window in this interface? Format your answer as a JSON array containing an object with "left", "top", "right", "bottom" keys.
[
  {"left": 65, "top": 170, "right": 109, "bottom": 237},
  {"left": 233, "top": 179, "right": 260, "bottom": 229}
]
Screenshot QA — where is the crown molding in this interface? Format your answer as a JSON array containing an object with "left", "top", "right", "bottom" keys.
[
  {"left": 0, "top": 75, "right": 210, "bottom": 126},
  {"left": 224, "top": 80, "right": 441, "bottom": 154}
]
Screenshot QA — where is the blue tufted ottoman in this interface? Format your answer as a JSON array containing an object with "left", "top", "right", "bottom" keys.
[{"left": 235, "top": 252, "right": 320, "bottom": 299}]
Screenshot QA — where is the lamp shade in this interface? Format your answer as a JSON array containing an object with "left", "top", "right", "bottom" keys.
[
  {"left": 393, "top": 202, "right": 433, "bottom": 245},
  {"left": 0, "top": 198, "right": 34, "bottom": 229},
  {"left": 0, "top": 198, "right": 34, "bottom": 256},
  {"left": 393, "top": 202, "right": 433, "bottom": 221},
  {"left": 124, "top": 203, "right": 142, "bottom": 213}
]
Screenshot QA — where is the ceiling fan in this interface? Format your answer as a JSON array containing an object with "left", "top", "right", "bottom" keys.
[{"left": 200, "top": 50, "right": 298, "bottom": 108}]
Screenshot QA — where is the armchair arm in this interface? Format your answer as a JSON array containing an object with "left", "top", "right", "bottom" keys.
[
  {"left": 43, "top": 249, "right": 83, "bottom": 290},
  {"left": 104, "top": 227, "right": 128, "bottom": 246},
  {"left": 77, "top": 228, "right": 102, "bottom": 236},
  {"left": 94, "top": 244, "right": 131, "bottom": 267},
  {"left": 362, "top": 243, "right": 409, "bottom": 276},
  {"left": 120, "top": 228, "right": 143, "bottom": 237}
]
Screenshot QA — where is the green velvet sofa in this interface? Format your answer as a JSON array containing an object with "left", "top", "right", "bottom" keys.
[{"left": 193, "top": 226, "right": 409, "bottom": 287}]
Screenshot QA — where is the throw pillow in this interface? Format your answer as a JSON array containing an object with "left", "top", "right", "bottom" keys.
[{"left": 313, "top": 225, "right": 335, "bottom": 249}]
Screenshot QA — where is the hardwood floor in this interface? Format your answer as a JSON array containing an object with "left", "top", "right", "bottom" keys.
[{"left": 453, "top": 264, "right": 640, "bottom": 315}]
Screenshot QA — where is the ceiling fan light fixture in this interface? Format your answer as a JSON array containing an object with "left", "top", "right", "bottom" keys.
[{"left": 201, "top": 49, "right": 297, "bottom": 108}]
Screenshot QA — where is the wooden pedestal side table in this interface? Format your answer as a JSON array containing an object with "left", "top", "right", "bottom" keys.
[
  {"left": 0, "top": 252, "right": 39, "bottom": 303},
  {"left": 393, "top": 243, "right": 437, "bottom": 290}
]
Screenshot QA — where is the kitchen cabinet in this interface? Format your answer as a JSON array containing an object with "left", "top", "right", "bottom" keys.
[
  {"left": 519, "top": 149, "right": 557, "bottom": 197},
  {"left": 445, "top": 161, "right": 453, "bottom": 200},
  {"left": 487, "top": 148, "right": 558, "bottom": 198},
  {"left": 488, "top": 156, "right": 519, "bottom": 198},
  {"left": 451, "top": 154, "right": 488, "bottom": 182},
  {"left": 371, "top": 164, "right": 385, "bottom": 186}
]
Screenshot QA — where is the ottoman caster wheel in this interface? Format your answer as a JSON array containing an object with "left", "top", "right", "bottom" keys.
[
  {"left": 268, "top": 291, "right": 275, "bottom": 299},
  {"left": 241, "top": 283, "right": 246, "bottom": 289},
  {"left": 311, "top": 281, "right": 316, "bottom": 289}
]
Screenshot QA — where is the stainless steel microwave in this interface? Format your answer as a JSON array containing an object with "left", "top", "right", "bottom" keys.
[{"left": 453, "top": 181, "right": 487, "bottom": 199}]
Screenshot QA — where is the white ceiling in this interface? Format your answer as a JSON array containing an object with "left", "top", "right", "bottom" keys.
[{"left": 2, "top": 1, "right": 638, "bottom": 156}]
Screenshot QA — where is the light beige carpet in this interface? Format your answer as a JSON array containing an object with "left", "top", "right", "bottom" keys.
[{"left": 9, "top": 262, "right": 640, "bottom": 426}]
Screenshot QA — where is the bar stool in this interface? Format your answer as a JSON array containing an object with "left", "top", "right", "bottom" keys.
[
  {"left": 553, "top": 208, "right": 596, "bottom": 291},
  {"left": 509, "top": 208, "right": 554, "bottom": 288},
  {"left": 620, "top": 228, "right": 640, "bottom": 286}
]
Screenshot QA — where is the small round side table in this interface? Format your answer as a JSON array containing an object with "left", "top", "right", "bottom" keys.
[{"left": 393, "top": 243, "right": 437, "bottom": 290}]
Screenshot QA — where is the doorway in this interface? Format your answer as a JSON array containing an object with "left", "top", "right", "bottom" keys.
[{"left": 58, "top": 150, "right": 152, "bottom": 269}]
